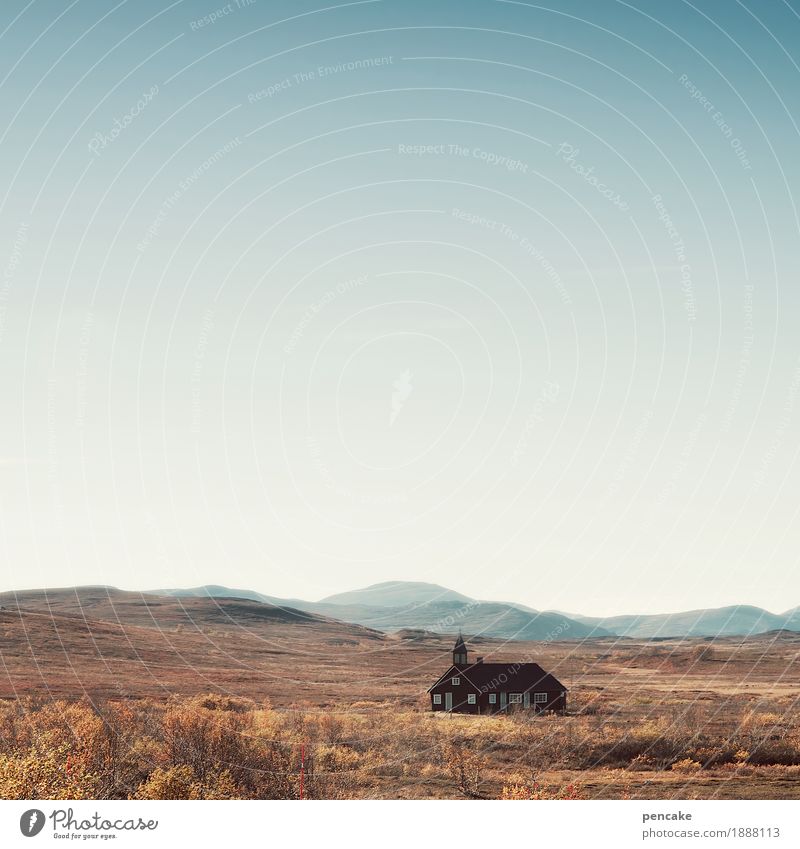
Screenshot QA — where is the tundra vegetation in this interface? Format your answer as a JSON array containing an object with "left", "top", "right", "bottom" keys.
[
  {"left": 2, "top": 593, "right": 799, "bottom": 799},
  {"left": 1, "top": 689, "right": 800, "bottom": 800}
]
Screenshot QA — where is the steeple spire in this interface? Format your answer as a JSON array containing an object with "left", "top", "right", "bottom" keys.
[{"left": 453, "top": 632, "right": 468, "bottom": 666}]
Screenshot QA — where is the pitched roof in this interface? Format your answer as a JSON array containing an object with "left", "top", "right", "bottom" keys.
[
  {"left": 453, "top": 633, "right": 467, "bottom": 654},
  {"left": 428, "top": 662, "right": 566, "bottom": 693}
]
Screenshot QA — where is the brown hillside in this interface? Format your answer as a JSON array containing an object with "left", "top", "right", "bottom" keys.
[{"left": 0, "top": 588, "right": 443, "bottom": 703}]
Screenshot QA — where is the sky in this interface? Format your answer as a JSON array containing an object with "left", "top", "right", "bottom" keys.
[{"left": 0, "top": 0, "right": 798, "bottom": 616}]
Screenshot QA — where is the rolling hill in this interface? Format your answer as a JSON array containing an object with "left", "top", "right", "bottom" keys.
[
  {"left": 159, "top": 583, "right": 610, "bottom": 640},
  {"left": 557, "top": 605, "right": 800, "bottom": 638},
  {"left": 156, "top": 582, "right": 800, "bottom": 640},
  {"left": 4, "top": 583, "right": 798, "bottom": 656},
  {"left": 313, "top": 598, "right": 607, "bottom": 640},
  {"left": 2, "top": 583, "right": 799, "bottom": 705},
  {"left": 0, "top": 587, "right": 390, "bottom": 701},
  {"left": 319, "top": 581, "right": 473, "bottom": 608}
]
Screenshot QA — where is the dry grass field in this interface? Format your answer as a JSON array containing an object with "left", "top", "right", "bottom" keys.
[{"left": 1, "top": 588, "right": 800, "bottom": 799}]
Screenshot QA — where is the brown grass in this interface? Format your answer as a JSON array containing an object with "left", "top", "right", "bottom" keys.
[{"left": 2, "top": 690, "right": 800, "bottom": 800}]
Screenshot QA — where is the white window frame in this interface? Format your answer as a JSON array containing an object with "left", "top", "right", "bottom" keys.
[
  {"left": 534, "top": 692, "right": 548, "bottom": 703},
  {"left": 467, "top": 694, "right": 476, "bottom": 705},
  {"left": 433, "top": 694, "right": 442, "bottom": 704},
  {"left": 509, "top": 693, "right": 523, "bottom": 704},
  {"left": 451, "top": 677, "right": 460, "bottom": 685},
  {"left": 488, "top": 693, "right": 497, "bottom": 704}
]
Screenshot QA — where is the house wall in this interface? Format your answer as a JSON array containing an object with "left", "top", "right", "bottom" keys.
[
  {"left": 430, "top": 675, "right": 480, "bottom": 714},
  {"left": 430, "top": 686, "right": 567, "bottom": 715}
]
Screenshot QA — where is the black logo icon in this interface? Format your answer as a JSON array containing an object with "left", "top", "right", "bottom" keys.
[{"left": 20, "top": 810, "right": 46, "bottom": 837}]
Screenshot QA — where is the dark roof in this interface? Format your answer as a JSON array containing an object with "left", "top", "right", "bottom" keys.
[
  {"left": 428, "top": 662, "right": 566, "bottom": 693},
  {"left": 453, "top": 634, "right": 467, "bottom": 654}
]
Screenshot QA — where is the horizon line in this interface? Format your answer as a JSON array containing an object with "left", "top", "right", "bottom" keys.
[{"left": 0, "top": 581, "right": 796, "bottom": 621}]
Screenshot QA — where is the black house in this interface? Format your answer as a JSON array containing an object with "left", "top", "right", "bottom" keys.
[{"left": 428, "top": 635, "right": 567, "bottom": 714}]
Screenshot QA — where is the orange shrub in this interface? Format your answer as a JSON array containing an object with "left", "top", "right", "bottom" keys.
[{"left": 501, "top": 781, "right": 583, "bottom": 800}]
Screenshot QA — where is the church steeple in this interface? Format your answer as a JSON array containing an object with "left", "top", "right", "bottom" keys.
[{"left": 453, "top": 633, "right": 468, "bottom": 666}]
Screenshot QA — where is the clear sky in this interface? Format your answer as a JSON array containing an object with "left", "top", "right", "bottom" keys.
[{"left": 0, "top": 0, "right": 798, "bottom": 616}]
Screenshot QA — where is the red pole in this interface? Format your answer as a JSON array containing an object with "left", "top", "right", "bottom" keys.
[{"left": 299, "top": 743, "right": 305, "bottom": 800}]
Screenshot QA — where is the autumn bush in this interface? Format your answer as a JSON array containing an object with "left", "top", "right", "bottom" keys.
[
  {"left": 441, "top": 740, "right": 488, "bottom": 798},
  {"left": 1, "top": 694, "right": 800, "bottom": 799},
  {"left": 0, "top": 744, "right": 100, "bottom": 799},
  {"left": 501, "top": 780, "right": 584, "bottom": 800},
  {"left": 133, "top": 765, "right": 239, "bottom": 800}
]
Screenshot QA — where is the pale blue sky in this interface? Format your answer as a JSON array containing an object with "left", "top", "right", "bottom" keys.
[{"left": 0, "top": 0, "right": 798, "bottom": 615}]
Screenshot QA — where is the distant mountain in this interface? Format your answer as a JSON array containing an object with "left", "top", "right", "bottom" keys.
[
  {"left": 157, "top": 582, "right": 608, "bottom": 640},
  {"left": 781, "top": 607, "right": 800, "bottom": 630},
  {"left": 313, "top": 598, "right": 605, "bottom": 639},
  {"left": 320, "top": 581, "right": 473, "bottom": 608},
  {"left": 565, "top": 605, "right": 797, "bottom": 639},
  {"left": 151, "top": 581, "right": 800, "bottom": 641},
  {"left": 4, "top": 582, "right": 799, "bottom": 643},
  {"left": 156, "top": 584, "right": 308, "bottom": 609}
]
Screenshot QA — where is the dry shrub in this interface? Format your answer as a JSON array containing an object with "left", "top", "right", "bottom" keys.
[
  {"left": 629, "top": 754, "right": 656, "bottom": 770},
  {"left": 0, "top": 744, "right": 99, "bottom": 799},
  {"left": 569, "top": 690, "right": 605, "bottom": 715},
  {"left": 162, "top": 697, "right": 295, "bottom": 798},
  {"left": 304, "top": 744, "right": 366, "bottom": 799},
  {"left": 317, "top": 714, "right": 345, "bottom": 745},
  {"left": 2, "top": 689, "right": 800, "bottom": 800},
  {"left": 441, "top": 740, "right": 488, "bottom": 798},
  {"left": 133, "top": 765, "right": 238, "bottom": 800},
  {"left": 190, "top": 694, "right": 257, "bottom": 714},
  {"left": 671, "top": 758, "right": 702, "bottom": 773},
  {"left": 687, "top": 645, "right": 716, "bottom": 663},
  {"left": 501, "top": 780, "right": 583, "bottom": 800}
]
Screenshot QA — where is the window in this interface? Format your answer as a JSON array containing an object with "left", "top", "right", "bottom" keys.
[
  {"left": 509, "top": 693, "right": 523, "bottom": 704},
  {"left": 534, "top": 693, "right": 548, "bottom": 703},
  {"left": 451, "top": 677, "right": 460, "bottom": 685},
  {"left": 467, "top": 694, "right": 476, "bottom": 705},
  {"left": 433, "top": 694, "right": 442, "bottom": 704},
  {"left": 488, "top": 693, "right": 497, "bottom": 704}
]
